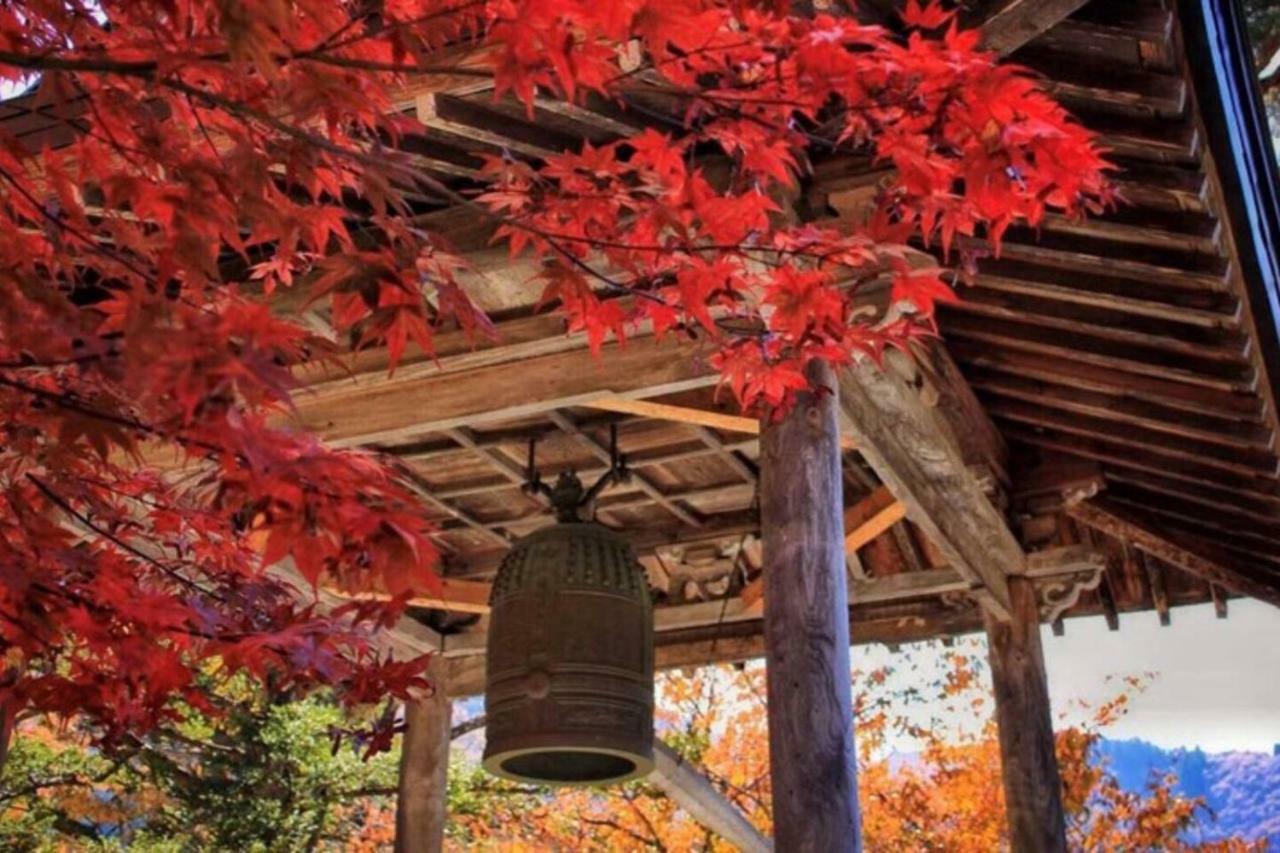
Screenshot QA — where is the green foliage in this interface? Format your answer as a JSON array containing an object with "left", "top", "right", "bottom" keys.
[
  {"left": 0, "top": 690, "right": 400, "bottom": 852},
  {"left": 0, "top": 731, "right": 122, "bottom": 850}
]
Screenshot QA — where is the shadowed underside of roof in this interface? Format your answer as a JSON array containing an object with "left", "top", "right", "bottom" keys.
[{"left": 3, "top": 0, "right": 1276, "bottom": 691}]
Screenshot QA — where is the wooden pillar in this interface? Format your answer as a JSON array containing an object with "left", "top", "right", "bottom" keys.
[
  {"left": 395, "top": 657, "right": 452, "bottom": 853},
  {"left": 760, "top": 359, "right": 861, "bottom": 852},
  {"left": 984, "top": 575, "right": 1067, "bottom": 853}
]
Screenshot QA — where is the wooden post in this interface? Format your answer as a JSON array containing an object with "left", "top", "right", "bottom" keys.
[
  {"left": 395, "top": 657, "right": 452, "bottom": 853},
  {"left": 760, "top": 359, "right": 861, "bottom": 852},
  {"left": 984, "top": 576, "right": 1067, "bottom": 853}
]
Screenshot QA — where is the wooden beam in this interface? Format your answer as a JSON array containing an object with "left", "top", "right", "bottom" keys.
[
  {"left": 650, "top": 741, "right": 772, "bottom": 853},
  {"left": 978, "top": 0, "right": 1093, "bottom": 54},
  {"left": 837, "top": 350, "right": 1016, "bottom": 618},
  {"left": 440, "top": 548, "right": 1106, "bottom": 696},
  {"left": 741, "top": 485, "right": 907, "bottom": 615},
  {"left": 585, "top": 397, "right": 859, "bottom": 450},
  {"left": 295, "top": 331, "right": 718, "bottom": 447},
  {"left": 844, "top": 486, "right": 907, "bottom": 552},
  {"left": 1140, "top": 552, "right": 1171, "bottom": 626},
  {"left": 985, "top": 576, "right": 1068, "bottom": 852},
  {"left": 759, "top": 359, "right": 861, "bottom": 851},
  {"left": 1211, "top": 584, "right": 1229, "bottom": 619},
  {"left": 395, "top": 656, "right": 452, "bottom": 853},
  {"left": 1068, "top": 500, "right": 1280, "bottom": 608},
  {"left": 271, "top": 560, "right": 444, "bottom": 656},
  {"left": 670, "top": 544, "right": 1101, "bottom": 632},
  {"left": 585, "top": 397, "right": 759, "bottom": 436},
  {"left": 415, "top": 93, "right": 562, "bottom": 160},
  {"left": 327, "top": 577, "right": 493, "bottom": 615}
]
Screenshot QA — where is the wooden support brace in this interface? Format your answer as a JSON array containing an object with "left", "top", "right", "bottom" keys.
[
  {"left": 844, "top": 486, "right": 908, "bottom": 553},
  {"left": 1141, "top": 552, "right": 1172, "bottom": 627},
  {"left": 740, "top": 485, "right": 907, "bottom": 615},
  {"left": 650, "top": 741, "right": 772, "bottom": 853},
  {"left": 837, "top": 350, "right": 1017, "bottom": 618},
  {"left": 1211, "top": 584, "right": 1229, "bottom": 619}
]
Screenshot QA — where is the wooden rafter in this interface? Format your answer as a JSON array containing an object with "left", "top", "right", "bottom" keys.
[
  {"left": 1069, "top": 500, "right": 1280, "bottom": 608},
  {"left": 584, "top": 396, "right": 859, "bottom": 450},
  {"left": 976, "top": 0, "right": 1092, "bottom": 55},
  {"left": 740, "top": 485, "right": 906, "bottom": 615}
]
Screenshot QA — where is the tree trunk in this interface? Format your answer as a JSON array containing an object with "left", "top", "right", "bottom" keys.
[
  {"left": 984, "top": 575, "right": 1067, "bottom": 852},
  {"left": 760, "top": 359, "right": 861, "bottom": 852},
  {"left": 395, "top": 657, "right": 452, "bottom": 853}
]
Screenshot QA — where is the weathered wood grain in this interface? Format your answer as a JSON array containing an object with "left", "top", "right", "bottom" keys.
[
  {"left": 395, "top": 657, "right": 452, "bottom": 853},
  {"left": 1069, "top": 500, "right": 1280, "bottom": 608},
  {"left": 977, "top": 0, "right": 1091, "bottom": 54},
  {"left": 760, "top": 359, "right": 861, "bottom": 852},
  {"left": 984, "top": 576, "right": 1068, "bottom": 853},
  {"left": 837, "top": 350, "right": 1017, "bottom": 617}
]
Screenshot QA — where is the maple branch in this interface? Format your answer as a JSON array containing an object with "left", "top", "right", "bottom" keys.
[
  {"left": 25, "top": 473, "right": 226, "bottom": 603},
  {"left": 0, "top": 374, "right": 161, "bottom": 438},
  {"left": 621, "top": 793, "right": 669, "bottom": 851},
  {"left": 580, "top": 816, "right": 662, "bottom": 848},
  {"left": 450, "top": 714, "right": 487, "bottom": 740},
  {"left": 0, "top": 48, "right": 493, "bottom": 80}
]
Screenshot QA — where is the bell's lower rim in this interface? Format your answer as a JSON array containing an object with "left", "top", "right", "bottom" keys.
[{"left": 483, "top": 744, "right": 655, "bottom": 788}]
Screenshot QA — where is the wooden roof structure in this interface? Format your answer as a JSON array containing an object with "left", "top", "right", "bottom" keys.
[
  {"left": 241, "top": 0, "right": 1280, "bottom": 695},
  {"left": 5, "top": 0, "right": 1279, "bottom": 848},
  {"left": 4, "top": 0, "right": 1276, "bottom": 699}
]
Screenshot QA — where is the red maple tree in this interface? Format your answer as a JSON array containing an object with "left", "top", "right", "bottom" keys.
[{"left": 0, "top": 0, "right": 1110, "bottom": 754}]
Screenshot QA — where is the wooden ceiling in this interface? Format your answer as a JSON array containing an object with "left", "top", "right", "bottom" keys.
[
  {"left": 313, "top": 3, "right": 1280, "bottom": 694},
  {"left": 3, "top": 0, "right": 1276, "bottom": 692}
]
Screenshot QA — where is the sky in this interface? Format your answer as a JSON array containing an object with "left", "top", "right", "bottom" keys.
[
  {"left": 1039, "top": 599, "right": 1280, "bottom": 753},
  {"left": 849, "top": 598, "right": 1280, "bottom": 755}
]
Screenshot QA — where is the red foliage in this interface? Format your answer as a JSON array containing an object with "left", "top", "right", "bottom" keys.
[{"left": 0, "top": 0, "right": 1110, "bottom": 747}]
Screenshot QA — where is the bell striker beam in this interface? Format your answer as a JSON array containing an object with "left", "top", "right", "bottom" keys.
[
  {"left": 395, "top": 656, "right": 453, "bottom": 853},
  {"left": 984, "top": 576, "right": 1067, "bottom": 853},
  {"left": 760, "top": 359, "right": 861, "bottom": 852}
]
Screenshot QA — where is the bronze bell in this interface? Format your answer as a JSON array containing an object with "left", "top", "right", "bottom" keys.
[{"left": 483, "top": 466, "right": 654, "bottom": 786}]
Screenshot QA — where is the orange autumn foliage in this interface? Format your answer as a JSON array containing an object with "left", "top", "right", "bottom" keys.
[{"left": 446, "top": 646, "right": 1265, "bottom": 851}]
